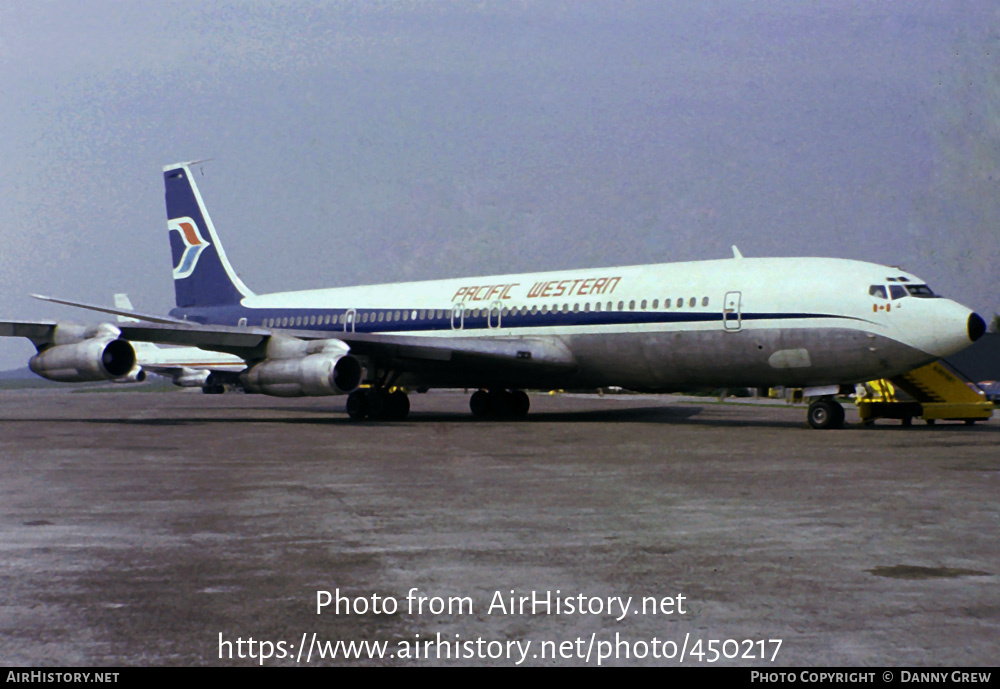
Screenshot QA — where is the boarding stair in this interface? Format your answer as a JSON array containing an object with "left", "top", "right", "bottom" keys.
[{"left": 856, "top": 360, "right": 993, "bottom": 426}]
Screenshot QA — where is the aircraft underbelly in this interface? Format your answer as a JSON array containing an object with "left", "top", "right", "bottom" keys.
[{"left": 564, "top": 327, "right": 933, "bottom": 390}]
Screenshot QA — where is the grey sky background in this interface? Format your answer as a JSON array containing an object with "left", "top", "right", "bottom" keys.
[{"left": 2, "top": 1, "right": 998, "bottom": 369}]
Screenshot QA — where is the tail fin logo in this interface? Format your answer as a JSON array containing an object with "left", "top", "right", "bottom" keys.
[{"left": 168, "top": 217, "right": 210, "bottom": 279}]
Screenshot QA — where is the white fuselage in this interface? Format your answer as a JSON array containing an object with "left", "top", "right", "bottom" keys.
[{"left": 173, "top": 256, "right": 978, "bottom": 392}]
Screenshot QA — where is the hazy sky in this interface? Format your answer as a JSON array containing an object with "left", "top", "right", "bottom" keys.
[{"left": 2, "top": 1, "right": 998, "bottom": 369}]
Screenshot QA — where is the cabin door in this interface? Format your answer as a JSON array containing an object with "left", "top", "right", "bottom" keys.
[{"left": 723, "top": 291, "right": 742, "bottom": 331}]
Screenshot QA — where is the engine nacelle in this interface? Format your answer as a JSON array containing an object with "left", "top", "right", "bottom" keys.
[
  {"left": 174, "top": 368, "right": 212, "bottom": 388},
  {"left": 29, "top": 337, "right": 137, "bottom": 383},
  {"left": 240, "top": 353, "right": 362, "bottom": 397}
]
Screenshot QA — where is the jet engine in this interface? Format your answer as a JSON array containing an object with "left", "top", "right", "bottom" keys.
[
  {"left": 28, "top": 323, "right": 136, "bottom": 383},
  {"left": 241, "top": 353, "right": 362, "bottom": 397},
  {"left": 174, "top": 368, "right": 212, "bottom": 388},
  {"left": 239, "top": 336, "right": 362, "bottom": 397}
]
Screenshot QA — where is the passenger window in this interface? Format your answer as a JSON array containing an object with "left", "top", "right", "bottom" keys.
[
  {"left": 702, "top": 297, "right": 709, "bottom": 307},
  {"left": 664, "top": 299, "right": 670, "bottom": 309},
  {"left": 676, "top": 298, "right": 683, "bottom": 308},
  {"left": 689, "top": 297, "right": 696, "bottom": 308},
  {"left": 869, "top": 285, "right": 888, "bottom": 299},
  {"left": 595, "top": 302, "right": 602, "bottom": 312},
  {"left": 652, "top": 299, "right": 658, "bottom": 309},
  {"left": 641, "top": 299, "right": 647, "bottom": 310},
  {"left": 889, "top": 285, "right": 907, "bottom": 300}
]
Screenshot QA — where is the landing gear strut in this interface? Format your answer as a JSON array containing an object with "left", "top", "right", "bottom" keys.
[
  {"left": 469, "top": 389, "right": 530, "bottom": 419},
  {"left": 807, "top": 398, "right": 845, "bottom": 430}
]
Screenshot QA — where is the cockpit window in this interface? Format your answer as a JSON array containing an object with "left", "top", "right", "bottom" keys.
[
  {"left": 889, "top": 285, "right": 907, "bottom": 300},
  {"left": 869, "top": 285, "right": 888, "bottom": 299},
  {"left": 905, "top": 284, "right": 937, "bottom": 298}
]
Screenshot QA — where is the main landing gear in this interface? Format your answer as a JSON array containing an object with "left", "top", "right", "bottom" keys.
[
  {"left": 807, "top": 398, "right": 846, "bottom": 430},
  {"left": 469, "top": 389, "right": 530, "bottom": 419},
  {"left": 346, "top": 387, "right": 410, "bottom": 421}
]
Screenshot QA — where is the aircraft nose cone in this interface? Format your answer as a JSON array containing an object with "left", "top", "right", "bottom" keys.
[{"left": 968, "top": 312, "right": 986, "bottom": 342}]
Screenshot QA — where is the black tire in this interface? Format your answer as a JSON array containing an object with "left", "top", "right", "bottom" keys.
[
  {"left": 346, "top": 390, "right": 368, "bottom": 420},
  {"left": 488, "top": 389, "right": 513, "bottom": 418},
  {"left": 509, "top": 390, "right": 530, "bottom": 418},
  {"left": 807, "top": 399, "right": 845, "bottom": 429},
  {"left": 386, "top": 390, "right": 410, "bottom": 420},
  {"left": 470, "top": 390, "right": 490, "bottom": 418},
  {"left": 366, "top": 389, "right": 388, "bottom": 420}
]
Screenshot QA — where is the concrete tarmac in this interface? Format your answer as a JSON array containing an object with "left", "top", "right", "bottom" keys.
[{"left": 0, "top": 389, "right": 997, "bottom": 667}]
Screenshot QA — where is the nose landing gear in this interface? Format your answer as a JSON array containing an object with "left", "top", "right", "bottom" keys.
[{"left": 807, "top": 398, "right": 846, "bottom": 429}]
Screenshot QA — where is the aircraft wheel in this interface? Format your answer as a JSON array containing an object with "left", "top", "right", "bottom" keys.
[
  {"left": 902, "top": 416, "right": 912, "bottom": 427},
  {"left": 470, "top": 390, "right": 490, "bottom": 418},
  {"left": 366, "top": 389, "right": 389, "bottom": 420},
  {"left": 202, "top": 384, "right": 225, "bottom": 395},
  {"left": 925, "top": 419, "right": 936, "bottom": 426},
  {"left": 509, "top": 390, "right": 530, "bottom": 418},
  {"left": 346, "top": 390, "right": 369, "bottom": 420},
  {"left": 488, "top": 389, "right": 513, "bottom": 418},
  {"left": 807, "top": 399, "right": 844, "bottom": 429},
  {"left": 386, "top": 390, "right": 410, "bottom": 420}
]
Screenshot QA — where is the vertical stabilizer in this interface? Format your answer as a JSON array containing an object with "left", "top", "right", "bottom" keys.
[{"left": 163, "top": 162, "right": 253, "bottom": 308}]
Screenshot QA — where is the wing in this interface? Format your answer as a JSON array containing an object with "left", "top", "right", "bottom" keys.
[
  {"left": 4, "top": 310, "right": 578, "bottom": 389},
  {"left": 31, "top": 294, "right": 188, "bottom": 325},
  {"left": 0, "top": 320, "right": 59, "bottom": 345},
  {"left": 117, "top": 322, "right": 577, "bottom": 378}
]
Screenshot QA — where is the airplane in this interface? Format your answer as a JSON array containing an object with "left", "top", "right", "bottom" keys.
[
  {"left": 108, "top": 293, "right": 246, "bottom": 392},
  {"left": 0, "top": 161, "right": 987, "bottom": 428}
]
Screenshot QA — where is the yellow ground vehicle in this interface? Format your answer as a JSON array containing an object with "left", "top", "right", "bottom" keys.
[{"left": 856, "top": 361, "right": 993, "bottom": 426}]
